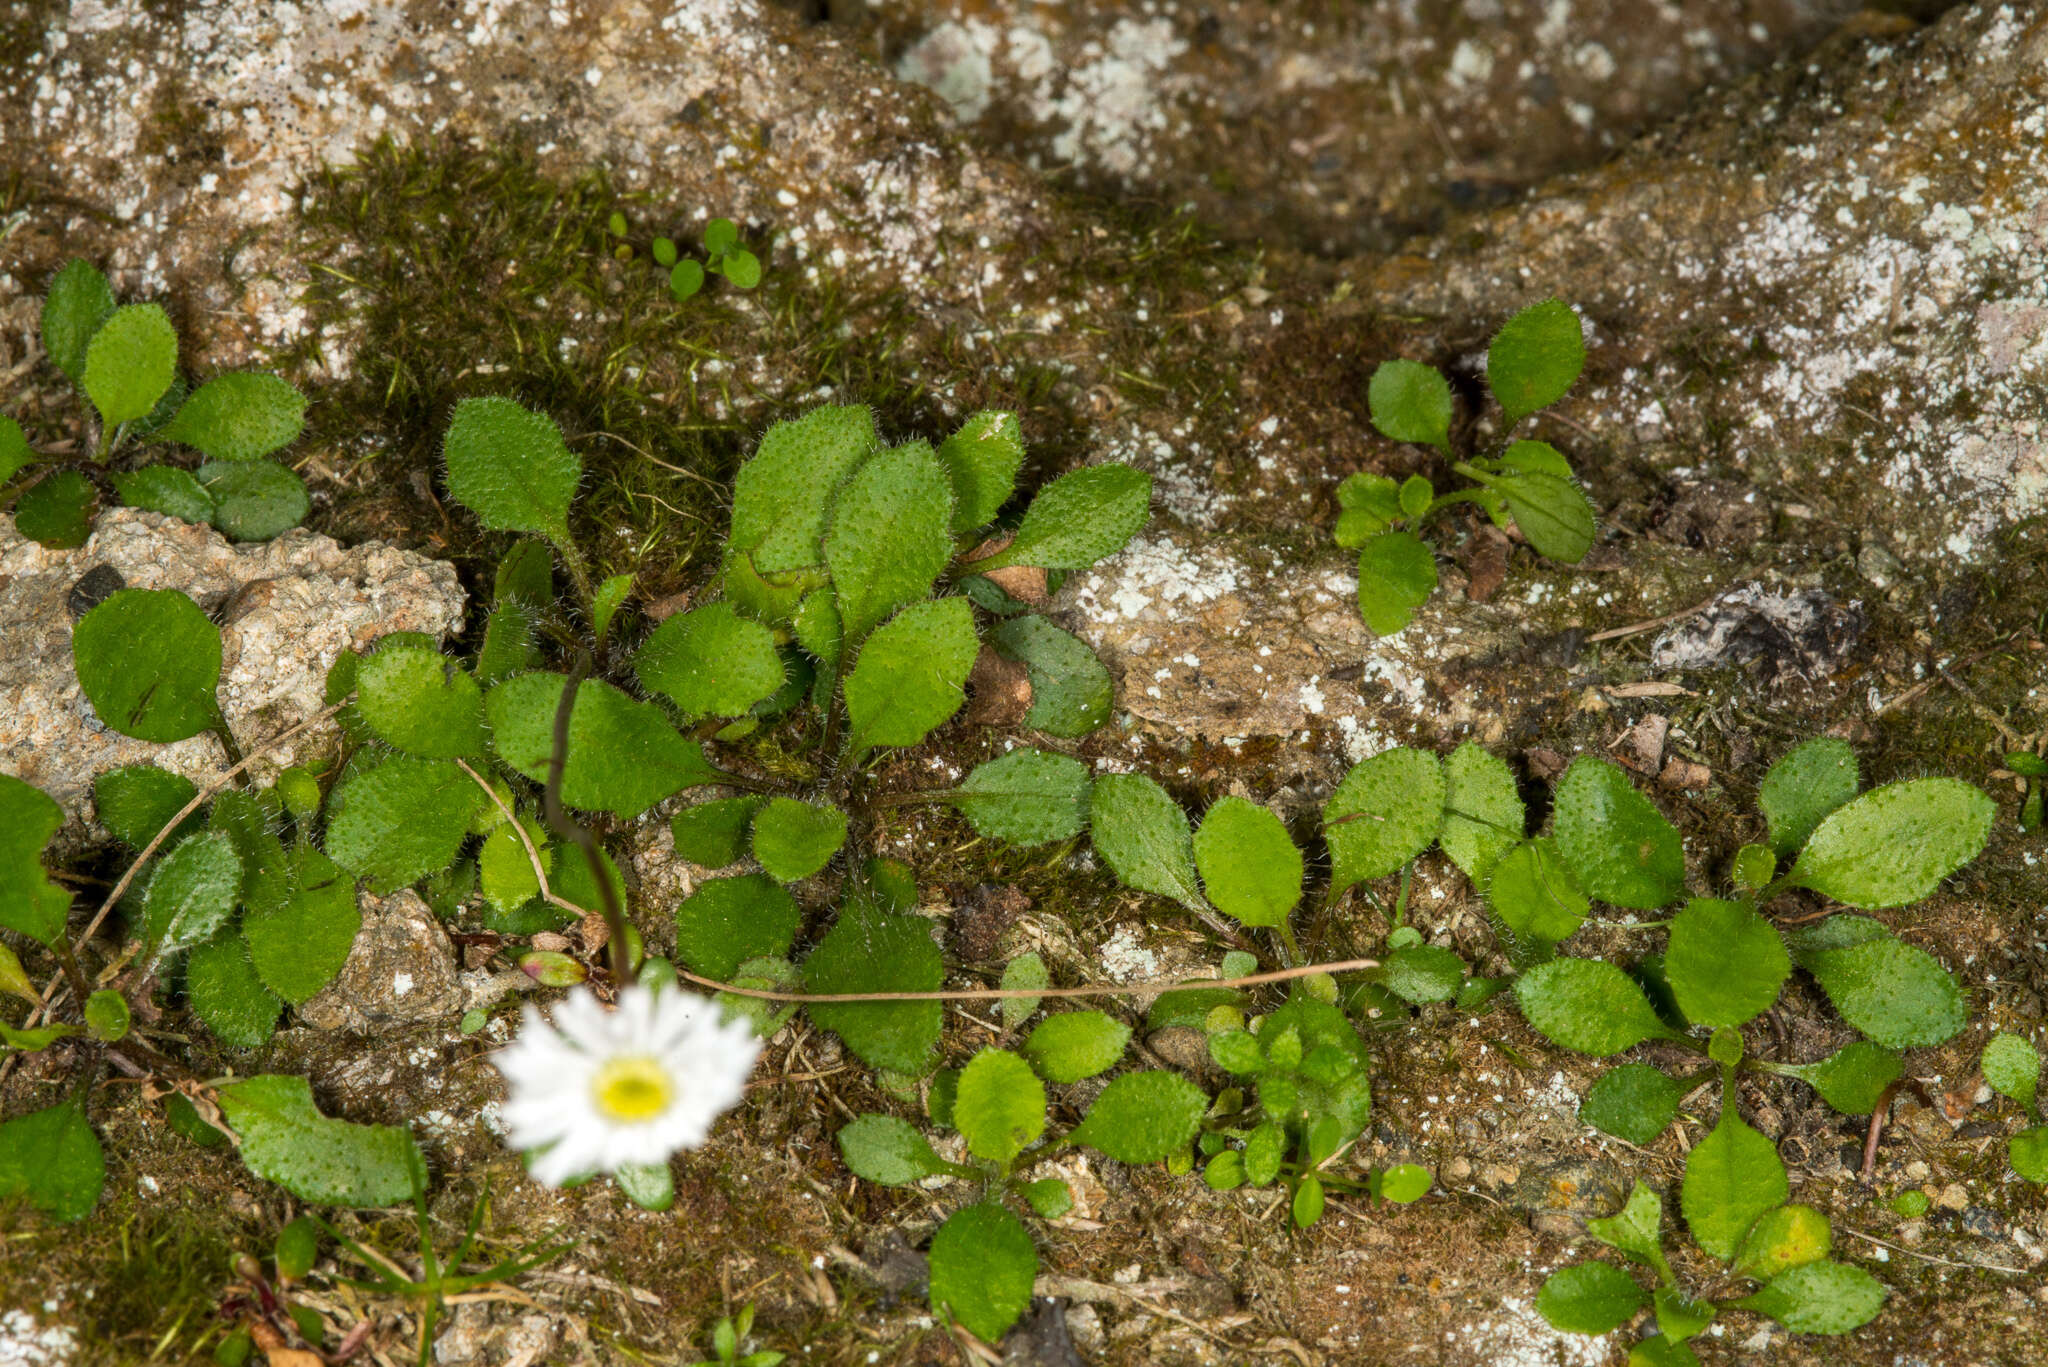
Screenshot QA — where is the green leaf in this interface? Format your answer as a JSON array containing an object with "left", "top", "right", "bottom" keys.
[
  {"left": 243, "top": 847, "right": 361, "bottom": 1006},
  {"left": 1334, "top": 472, "right": 1402, "bottom": 547},
  {"left": 591, "top": 573, "right": 633, "bottom": 643},
  {"left": 216, "top": 1075, "right": 422, "bottom": 1207},
  {"left": 1380, "top": 944, "right": 1466, "bottom": 1004},
  {"left": 824, "top": 441, "right": 954, "bottom": 643},
  {"left": 1769, "top": 1041, "right": 1903, "bottom": 1115},
  {"left": 1789, "top": 779, "right": 1993, "bottom": 909},
  {"left": 1068, "top": 1071, "right": 1206, "bottom": 1164},
  {"left": 486, "top": 673, "right": 717, "bottom": 818},
  {"left": 999, "top": 952, "right": 1048, "bottom": 1029},
  {"left": 987, "top": 614, "right": 1114, "bottom": 738},
  {"left": 1732, "top": 1261, "right": 1886, "bottom": 1335},
  {"left": 1797, "top": 937, "right": 1966, "bottom": 1049},
  {"left": 1354, "top": 529, "right": 1437, "bottom": 635},
  {"left": 1982, "top": 1033, "right": 2041, "bottom": 1113},
  {"left": 1630, "top": 1335, "right": 1702, "bottom": 1367},
  {"left": 974, "top": 465, "right": 1151, "bottom": 572},
  {"left": 675, "top": 875, "right": 802, "bottom": 982},
  {"left": 1651, "top": 1288, "right": 1715, "bottom": 1343},
  {"left": 187, "top": 934, "right": 283, "bottom": 1048},
  {"left": 2011, "top": 1127, "right": 2048, "bottom": 1182},
  {"left": 322, "top": 756, "right": 481, "bottom": 890},
  {"left": 719, "top": 249, "right": 762, "bottom": 289},
  {"left": 1022, "top": 1011, "right": 1131, "bottom": 1083},
  {"left": 14, "top": 470, "right": 96, "bottom": 547},
  {"left": 937, "top": 410, "right": 1024, "bottom": 532},
  {"left": 441, "top": 397, "right": 580, "bottom": 543},
  {"left": 803, "top": 890, "right": 944, "bottom": 1074},
  {"left": 1323, "top": 747, "right": 1445, "bottom": 896},
  {"left": 162, "top": 372, "right": 306, "bottom": 461},
  {"left": 1193, "top": 796, "right": 1302, "bottom": 929},
  {"left": 0, "top": 775, "right": 70, "bottom": 947},
  {"left": 0, "top": 1101, "right": 104, "bottom": 1223},
  {"left": 1664, "top": 898, "right": 1789, "bottom": 1028},
  {"left": 0, "top": 416, "right": 31, "bottom": 483},
  {"left": 614, "top": 1162, "right": 675, "bottom": 1211},
  {"left": 1759, "top": 738, "right": 1859, "bottom": 856},
  {"left": 1586, "top": 1180, "right": 1671, "bottom": 1279},
  {"left": 275, "top": 1216, "right": 320, "bottom": 1282},
  {"left": 83, "top": 303, "right": 178, "bottom": 428},
  {"left": 836, "top": 1114, "right": 959, "bottom": 1186},
  {"left": 927, "top": 1203, "right": 1035, "bottom": 1343},
  {"left": 477, "top": 817, "right": 543, "bottom": 916},
  {"left": 476, "top": 599, "right": 543, "bottom": 689},
  {"left": 0, "top": 1021, "right": 81, "bottom": 1052},
  {"left": 1534, "top": 1262, "right": 1646, "bottom": 1334},
  {"left": 1732, "top": 1204, "right": 1831, "bottom": 1282},
  {"left": 80, "top": 987, "right": 127, "bottom": 1042},
  {"left": 703, "top": 218, "right": 740, "bottom": 258},
  {"left": 634, "top": 603, "right": 785, "bottom": 720},
  {"left": 955, "top": 1048, "right": 1047, "bottom": 1164},
  {"left": 1473, "top": 449, "right": 1595, "bottom": 563},
  {"left": 671, "top": 797, "right": 766, "bottom": 868},
  {"left": 724, "top": 404, "right": 879, "bottom": 610},
  {"left": 651, "top": 236, "right": 678, "bottom": 268},
  {"left": 41, "top": 259, "right": 116, "bottom": 383},
  {"left": 1366, "top": 359, "right": 1453, "bottom": 450},
  {"left": 1553, "top": 757, "right": 1685, "bottom": 910},
  {"left": 1090, "top": 773, "right": 1205, "bottom": 912},
  {"left": 1024, "top": 1177, "right": 1074, "bottom": 1217},
  {"left": 0, "top": 943, "right": 35, "bottom": 1004},
  {"left": 1680, "top": 1104, "right": 1788, "bottom": 1260},
  {"left": 1580, "top": 1064, "right": 1685, "bottom": 1145},
  {"left": 1486, "top": 838, "right": 1589, "bottom": 946},
  {"left": 355, "top": 646, "right": 486, "bottom": 758},
  {"left": 198, "top": 459, "right": 309, "bottom": 540},
  {"left": 947, "top": 749, "right": 1091, "bottom": 846},
  {"left": 669, "top": 259, "right": 705, "bottom": 300},
  {"left": 1516, "top": 958, "right": 1681, "bottom": 1056},
  {"left": 840, "top": 598, "right": 978, "bottom": 758},
  {"left": 113, "top": 465, "right": 215, "bottom": 522},
  {"left": 1440, "top": 742, "right": 1524, "bottom": 883},
  {"left": 1487, "top": 298, "right": 1584, "bottom": 426},
  {"left": 1292, "top": 1173, "right": 1326, "bottom": 1227},
  {"left": 1378, "top": 1163, "right": 1432, "bottom": 1203},
  {"left": 142, "top": 829, "right": 242, "bottom": 956},
  {"left": 751, "top": 798, "right": 848, "bottom": 882}
]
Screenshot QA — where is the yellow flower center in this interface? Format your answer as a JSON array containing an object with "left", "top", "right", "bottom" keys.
[{"left": 591, "top": 1056, "right": 674, "bottom": 1124}]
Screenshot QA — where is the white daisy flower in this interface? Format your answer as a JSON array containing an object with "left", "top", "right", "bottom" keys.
[{"left": 493, "top": 985, "right": 761, "bottom": 1187}]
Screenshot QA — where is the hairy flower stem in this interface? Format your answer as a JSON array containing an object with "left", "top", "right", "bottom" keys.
[{"left": 543, "top": 654, "right": 634, "bottom": 984}]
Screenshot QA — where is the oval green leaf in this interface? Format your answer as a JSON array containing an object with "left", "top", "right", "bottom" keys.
[
  {"left": 1515, "top": 958, "right": 1680, "bottom": 1056},
  {"left": 1789, "top": 778, "right": 1993, "bottom": 909},
  {"left": 1323, "top": 747, "right": 1445, "bottom": 896},
  {"left": 1193, "top": 796, "right": 1302, "bottom": 929},
  {"left": 1553, "top": 756, "right": 1685, "bottom": 910}
]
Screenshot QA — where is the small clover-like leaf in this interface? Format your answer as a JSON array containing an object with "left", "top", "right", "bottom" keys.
[
  {"left": 1534, "top": 1262, "right": 1646, "bottom": 1335},
  {"left": 751, "top": 798, "right": 848, "bottom": 883},
  {"left": 1579, "top": 1064, "right": 1685, "bottom": 1146},
  {"left": 1487, "top": 298, "right": 1584, "bottom": 426},
  {"left": 1789, "top": 778, "right": 1992, "bottom": 909},
  {"left": 113, "top": 465, "right": 215, "bottom": 522},
  {"left": 841, "top": 598, "right": 978, "bottom": 758},
  {"left": 675, "top": 874, "right": 801, "bottom": 982},
  {"left": 1367, "top": 359, "right": 1453, "bottom": 450},
  {"left": 1090, "top": 773, "right": 1205, "bottom": 912},
  {"left": 486, "top": 673, "right": 718, "bottom": 818},
  {"left": 1796, "top": 936, "right": 1965, "bottom": 1050},
  {"left": 1553, "top": 756, "right": 1685, "bottom": 910},
  {"left": 954, "top": 1048, "right": 1047, "bottom": 1165},
  {"left": 671, "top": 797, "right": 766, "bottom": 868},
  {"left": 83, "top": 303, "right": 178, "bottom": 429},
  {"left": 1193, "top": 796, "right": 1302, "bottom": 929},
  {"left": 162, "top": 372, "right": 307, "bottom": 461},
  {"left": 1664, "top": 898, "right": 1789, "bottom": 1028},
  {"left": 441, "top": 397, "right": 581, "bottom": 545},
  {"left": 1680, "top": 1103, "right": 1788, "bottom": 1261},
  {"left": 1515, "top": 958, "right": 1681, "bottom": 1056},
  {"left": 0, "top": 1100, "right": 105, "bottom": 1223},
  {"left": 1769, "top": 1041, "right": 1903, "bottom": 1116},
  {"left": 142, "top": 828, "right": 241, "bottom": 956},
  {"left": 1022, "top": 1011, "right": 1131, "bottom": 1083},
  {"left": 355, "top": 646, "right": 487, "bottom": 758},
  {"left": 1732, "top": 1204, "right": 1832, "bottom": 1282},
  {"left": 187, "top": 933, "right": 283, "bottom": 1049},
  {"left": 322, "top": 756, "right": 482, "bottom": 891},
  {"left": 947, "top": 749, "right": 1092, "bottom": 846},
  {"left": 1323, "top": 746, "right": 1445, "bottom": 896},
  {"left": 634, "top": 603, "right": 785, "bottom": 720},
  {"left": 197, "top": 459, "right": 310, "bottom": 540},
  {"left": 1486, "top": 837, "right": 1589, "bottom": 946},
  {"left": 987, "top": 614, "right": 1114, "bottom": 738},
  {"left": 243, "top": 847, "right": 361, "bottom": 1006},
  {"left": 1759, "top": 738, "right": 1859, "bottom": 856},
  {"left": 41, "top": 259, "right": 117, "bottom": 383},
  {"left": 836, "top": 1114, "right": 960, "bottom": 1186},
  {"left": 14, "top": 470, "right": 96, "bottom": 548},
  {"left": 927, "top": 1203, "right": 1036, "bottom": 1344},
  {"left": 1440, "top": 741, "right": 1524, "bottom": 884},
  {"left": 1353, "top": 529, "right": 1437, "bottom": 636},
  {"left": 1732, "top": 1261, "right": 1886, "bottom": 1335},
  {"left": 974, "top": 464, "right": 1151, "bottom": 572},
  {"left": 1982, "top": 1033, "right": 2041, "bottom": 1113},
  {"left": 937, "top": 409, "right": 1024, "bottom": 533},
  {"left": 802, "top": 888, "right": 944, "bottom": 1075},
  {"left": 824, "top": 440, "right": 955, "bottom": 643},
  {"left": 1068, "top": 1070, "right": 1207, "bottom": 1164},
  {"left": 216, "top": 1074, "right": 422, "bottom": 1208},
  {"left": 0, "top": 775, "right": 70, "bottom": 948}
]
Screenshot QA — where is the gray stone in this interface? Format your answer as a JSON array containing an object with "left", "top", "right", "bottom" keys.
[
  {"left": 0, "top": 508, "right": 464, "bottom": 827},
  {"left": 299, "top": 889, "right": 464, "bottom": 1033}
]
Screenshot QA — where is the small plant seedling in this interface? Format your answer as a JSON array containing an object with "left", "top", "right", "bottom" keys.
[
  {"left": 5, "top": 260, "right": 312, "bottom": 548},
  {"left": 642, "top": 213, "right": 764, "bottom": 300},
  {"left": 1338, "top": 298, "right": 1597, "bottom": 635},
  {"left": 1980, "top": 1031, "right": 2047, "bottom": 1183},
  {"left": 686, "top": 1302, "right": 785, "bottom": 1367}
]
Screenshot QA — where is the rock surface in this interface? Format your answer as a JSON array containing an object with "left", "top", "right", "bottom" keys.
[
  {"left": 298, "top": 889, "right": 464, "bottom": 1033},
  {"left": 0, "top": 508, "right": 464, "bottom": 824}
]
